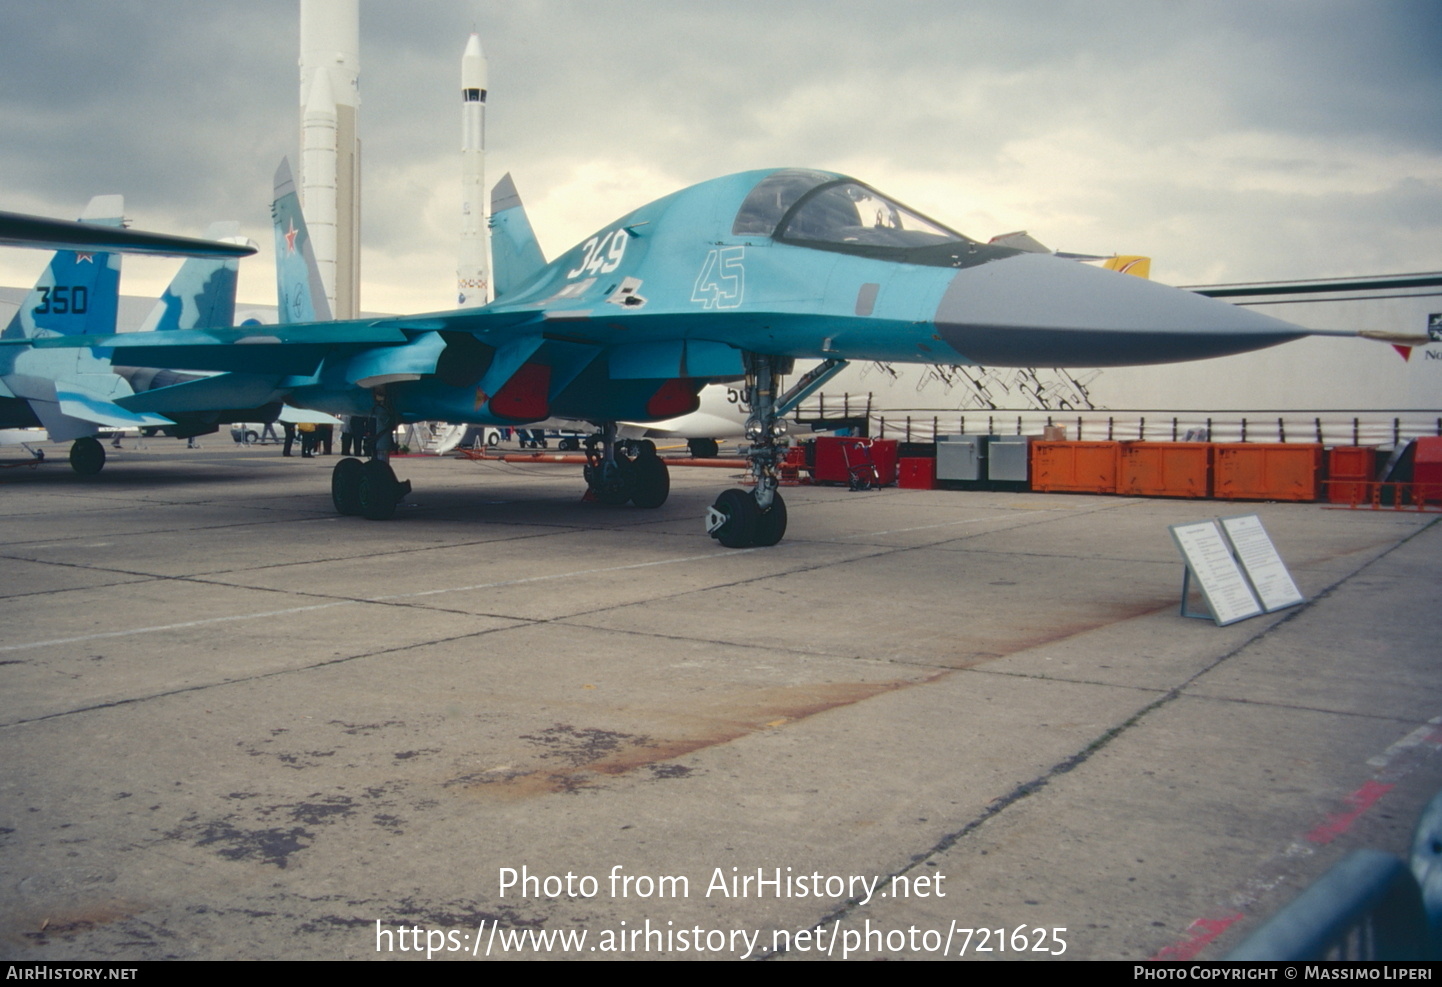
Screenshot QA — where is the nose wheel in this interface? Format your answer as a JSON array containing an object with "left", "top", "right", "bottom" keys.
[{"left": 707, "top": 487, "right": 787, "bottom": 548}]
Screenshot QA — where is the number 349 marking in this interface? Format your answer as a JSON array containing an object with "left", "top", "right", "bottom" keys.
[{"left": 566, "top": 229, "right": 628, "bottom": 279}]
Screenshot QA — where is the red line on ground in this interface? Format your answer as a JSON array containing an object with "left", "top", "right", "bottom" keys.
[
  {"left": 1304, "top": 780, "right": 1395, "bottom": 845},
  {"left": 1155, "top": 779, "right": 1400, "bottom": 959},
  {"left": 1151, "top": 914, "right": 1245, "bottom": 961}
]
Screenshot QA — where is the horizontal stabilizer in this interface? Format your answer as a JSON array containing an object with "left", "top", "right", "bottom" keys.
[
  {"left": 56, "top": 388, "right": 174, "bottom": 428},
  {"left": 115, "top": 373, "right": 286, "bottom": 415},
  {"left": 0, "top": 209, "right": 257, "bottom": 258}
]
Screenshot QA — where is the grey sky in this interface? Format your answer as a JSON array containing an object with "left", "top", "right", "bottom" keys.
[{"left": 2, "top": 0, "right": 1439, "bottom": 313}]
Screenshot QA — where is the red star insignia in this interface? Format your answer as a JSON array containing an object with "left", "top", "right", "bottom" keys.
[{"left": 284, "top": 219, "right": 299, "bottom": 255}]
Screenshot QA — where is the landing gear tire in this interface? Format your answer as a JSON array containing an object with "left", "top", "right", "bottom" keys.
[
  {"left": 688, "top": 437, "right": 719, "bottom": 459},
  {"left": 709, "top": 488, "right": 758, "bottom": 548},
  {"left": 629, "top": 452, "right": 670, "bottom": 508},
  {"left": 70, "top": 437, "right": 105, "bottom": 476},
  {"left": 358, "top": 460, "right": 400, "bottom": 520},
  {"left": 332, "top": 457, "right": 363, "bottom": 515},
  {"left": 589, "top": 457, "right": 634, "bottom": 506},
  {"left": 751, "top": 491, "right": 787, "bottom": 547}
]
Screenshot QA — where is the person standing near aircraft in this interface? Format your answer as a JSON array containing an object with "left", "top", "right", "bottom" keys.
[
  {"left": 282, "top": 420, "right": 297, "bottom": 457},
  {"left": 298, "top": 421, "right": 317, "bottom": 458}
]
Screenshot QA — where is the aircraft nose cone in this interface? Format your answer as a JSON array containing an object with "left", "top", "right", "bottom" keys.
[{"left": 933, "top": 253, "right": 1308, "bottom": 367}]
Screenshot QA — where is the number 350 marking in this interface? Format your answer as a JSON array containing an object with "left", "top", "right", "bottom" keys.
[
  {"left": 566, "top": 229, "right": 627, "bottom": 279},
  {"left": 34, "top": 285, "right": 89, "bottom": 315}
]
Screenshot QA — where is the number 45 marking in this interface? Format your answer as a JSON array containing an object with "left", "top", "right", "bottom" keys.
[{"left": 692, "top": 246, "right": 745, "bottom": 309}]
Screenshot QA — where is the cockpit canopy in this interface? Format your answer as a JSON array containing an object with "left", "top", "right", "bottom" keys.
[{"left": 731, "top": 168, "right": 1013, "bottom": 269}]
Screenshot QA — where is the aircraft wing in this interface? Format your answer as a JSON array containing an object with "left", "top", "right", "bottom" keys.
[{"left": 0, "top": 210, "right": 257, "bottom": 258}]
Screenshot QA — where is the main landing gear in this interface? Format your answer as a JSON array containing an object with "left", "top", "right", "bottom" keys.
[
  {"left": 331, "top": 457, "right": 411, "bottom": 520},
  {"left": 707, "top": 353, "right": 790, "bottom": 549},
  {"left": 69, "top": 436, "right": 105, "bottom": 475},
  {"left": 330, "top": 395, "right": 412, "bottom": 520},
  {"left": 583, "top": 424, "right": 670, "bottom": 509}
]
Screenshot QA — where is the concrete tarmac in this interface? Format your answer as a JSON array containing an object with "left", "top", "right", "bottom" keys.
[{"left": 1, "top": 439, "right": 1439, "bottom": 961}]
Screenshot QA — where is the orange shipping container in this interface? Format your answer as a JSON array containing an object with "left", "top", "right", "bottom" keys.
[
  {"left": 1119, "top": 442, "right": 1212, "bottom": 498},
  {"left": 1214, "top": 443, "right": 1322, "bottom": 502},
  {"left": 1031, "top": 441, "right": 1121, "bottom": 494}
]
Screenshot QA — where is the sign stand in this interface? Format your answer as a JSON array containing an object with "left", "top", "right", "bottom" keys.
[
  {"left": 1170, "top": 514, "right": 1304, "bottom": 626},
  {"left": 1178, "top": 568, "right": 1214, "bottom": 621}
]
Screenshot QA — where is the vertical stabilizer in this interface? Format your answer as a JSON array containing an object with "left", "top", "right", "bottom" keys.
[
  {"left": 139, "top": 222, "right": 247, "bottom": 331},
  {"left": 1, "top": 196, "right": 124, "bottom": 340},
  {"left": 490, "top": 174, "right": 547, "bottom": 299},
  {"left": 273, "top": 158, "right": 334, "bottom": 323},
  {"left": 1103, "top": 255, "right": 1151, "bottom": 279}
]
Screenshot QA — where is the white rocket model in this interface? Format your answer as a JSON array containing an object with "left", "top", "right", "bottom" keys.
[
  {"left": 298, "top": 0, "right": 361, "bottom": 319},
  {"left": 458, "top": 32, "right": 490, "bottom": 307}
]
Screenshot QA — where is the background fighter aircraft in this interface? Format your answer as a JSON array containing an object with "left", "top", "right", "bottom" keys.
[
  {"left": 0, "top": 197, "right": 292, "bottom": 473},
  {"left": 22, "top": 167, "right": 1371, "bottom": 546}
]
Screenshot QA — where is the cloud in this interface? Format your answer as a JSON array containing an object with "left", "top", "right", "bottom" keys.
[{"left": 1, "top": 0, "right": 1438, "bottom": 312}]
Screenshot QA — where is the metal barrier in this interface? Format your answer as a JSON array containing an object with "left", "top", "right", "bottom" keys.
[
  {"left": 1322, "top": 480, "right": 1442, "bottom": 513},
  {"left": 1226, "top": 792, "right": 1442, "bottom": 960}
]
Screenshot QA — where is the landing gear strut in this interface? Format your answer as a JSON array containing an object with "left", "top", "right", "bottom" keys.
[
  {"left": 583, "top": 424, "right": 670, "bottom": 508},
  {"left": 707, "top": 353, "right": 790, "bottom": 548},
  {"left": 705, "top": 356, "right": 850, "bottom": 548},
  {"left": 329, "top": 392, "right": 412, "bottom": 520},
  {"left": 582, "top": 424, "right": 671, "bottom": 507}
]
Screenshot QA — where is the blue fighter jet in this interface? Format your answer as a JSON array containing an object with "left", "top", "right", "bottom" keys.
[
  {"left": 22, "top": 168, "right": 1366, "bottom": 546},
  {"left": 0, "top": 196, "right": 295, "bottom": 474}
]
